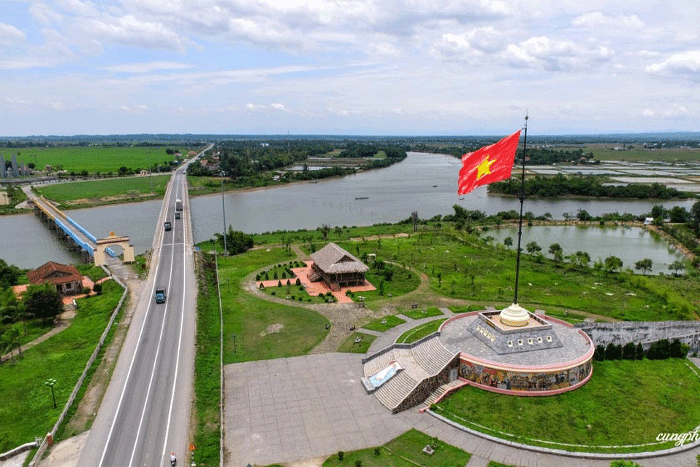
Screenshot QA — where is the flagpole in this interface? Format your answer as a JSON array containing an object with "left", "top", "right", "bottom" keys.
[{"left": 513, "top": 115, "right": 528, "bottom": 305}]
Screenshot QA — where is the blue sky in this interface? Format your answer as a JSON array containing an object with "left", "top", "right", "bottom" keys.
[{"left": 0, "top": 0, "right": 698, "bottom": 136}]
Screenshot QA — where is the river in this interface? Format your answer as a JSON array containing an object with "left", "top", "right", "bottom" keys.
[{"left": 1, "top": 152, "right": 696, "bottom": 269}]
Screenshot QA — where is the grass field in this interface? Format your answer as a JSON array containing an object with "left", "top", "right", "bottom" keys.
[
  {"left": 34, "top": 174, "right": 169, "bottom": 206},
  {"left": 396, "top": 319, "right": 447, "bottom": 344},
  {"left": 435, "top": 358, "right": 700, "bottom": 453},
  {"left": 337, "top": 332, "right": 376, "bottom": 353},
  {"left": 363, "top": 314, "right": 406, "bottom": 332},
  {"left": 357, "top": 231, "right": 698, "bottom": 321},
  {"left": 192, "top": 248, "right": 330, "bottom": 466},
  {"left": 402, "top": 306, "right": 444, "bottom": 320},
  {"left": 0, "top": 280, "right": 122, "bottom": 453},
  {"left": 582, "top": 146, "right": 700, "bottom": 162},
  {"left": 14, "top": 145, "right": 194, "bottom": 174},
  {"left": 320, "top": 429, "right": 471, "bottom": 467}
]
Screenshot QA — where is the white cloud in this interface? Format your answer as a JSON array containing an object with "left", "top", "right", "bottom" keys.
[
  {"left": 270, "top": 103, "right": 287, "bottom": 111},
  {"left": 646, "top": 51, "right": 700, "bottom": 81},
  {"left": 643, "top": 109, "right": 654, "bottom": 117},
  {"left": 430, "top": 26, "right": 503, "bottom": 63},
  {"left": 107, "top": 61, "right": 194, "bottom": 73},
  {"left": 29, "top": 3, "right": 65, "bottom": 25},
  {"left": 572, "top": 12, "right": 644, "bottom": 30},
  {"left": 78, "top": 15, "right": 189, "bottom": 51},
  {"left": 0, "top": 22, "right": 26, "bottom": 45},
  {"left": 506, "top": 36, "right": 615, "bottom": 71},
  {"left": 119, "top": 104, "right": 149, "bottom": 113}
]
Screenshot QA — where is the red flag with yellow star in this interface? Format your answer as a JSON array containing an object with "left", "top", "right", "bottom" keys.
[{"left": 458, "top": 130, "right": 521, "bottom": 195}]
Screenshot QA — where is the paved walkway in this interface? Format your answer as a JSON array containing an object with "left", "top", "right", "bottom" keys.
[{"left": 224, "top": 308, "right": 700, "bottom": 467}]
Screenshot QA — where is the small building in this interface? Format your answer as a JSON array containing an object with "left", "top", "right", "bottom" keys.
[
  {"left": 27, "top": 261, "right": 82, "bottom": 296},
  {"left": 308, "top": 243, "right": 369, "bottom": 291}
]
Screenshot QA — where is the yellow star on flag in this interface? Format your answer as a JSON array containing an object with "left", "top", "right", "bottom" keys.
[{"left": 476, "top": 155, "right": 496, "bottom": 180}]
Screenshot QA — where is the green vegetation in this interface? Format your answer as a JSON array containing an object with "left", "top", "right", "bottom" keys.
[
  {"left": 402, "top": 306, "right": 444, "bottom": 320},
  {"left": 13, "top": 145, "right": 192, "bottom": 175},
  {"left": 488, "top": 462, "right": 518, "bottom": 467},
  {"left": 491, "top": 174, "right": 690, "bottom": 199},
  {"left": 75, "top": 264, "right": 108, "bottom": 283},
  {"left": 0, "top": 280, "right": 122, "bottom": 453},
  {"left": 321, "top": 429, "right": 470, "bottom": 467},
  {"left": 207, "top": 248, "right": 329, "bottom": 364},
  {"left": 191, "top": 252, "right": 222, "bottom": 466},
  {"left": 337, "top": 332, "right": 376, "bottom": 353},
  {"left": 192, "top": 248, "right": 330, "bottom": 466},
  {"left": 363, "top": 315, "right": 406, "bottom": 332},
  {"left": 584, "top": 146, "right": 700, "bottom": 162},
  {"left": 366, "top": 232, "right": 697, "bottom": 321},
  {"left": 396, "top": 319, "right": 447, "bottom": 344},
  {"left": 34, "top": 175, "right": 169, "bottom": 206},
  {"left": 0, "top": 185, "right": 28, "bottom": 215},
  {"left": 435, "top": 359, "right": 700, "bottom": 453}
]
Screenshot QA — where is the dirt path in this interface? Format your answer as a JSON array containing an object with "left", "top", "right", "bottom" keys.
[{"left": 0, "top": 315, "right": 71, "bottom": 363}]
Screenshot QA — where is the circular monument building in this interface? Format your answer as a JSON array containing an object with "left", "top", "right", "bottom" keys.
[
  {"left": 439, "top": 305, "right": 594, "bottom": 395},
  {"left": 362, "top": 304, "right": 594, "bottom": 413}
]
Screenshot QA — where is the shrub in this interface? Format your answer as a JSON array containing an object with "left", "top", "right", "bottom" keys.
[
  {"left": 595, "top": 345, "right": 606, "bottom": 361},
  {"left": 647, "top": 339, "right": 671, "bottom": 360},
  {"left": 354, "top": 461, "right": 362, "bottom": 467},
  {"left": 273, "top": 271, "right": 278, "bottom": 279},
  {"left": 82, "top": 287, "right": 91, "bottom": 295},
  {"left": 605, "top": 343, "right": 622, "bottom": 360},
  {"left": 622, "top": 342, "right": 636, "bottom": 360},
  {"left": 93, "top": 282, "right": 103, "bottom": 294},
  {"left": 337, "top": 451, "right": 344, "bottom": 461},
  {"left": 287, "top": 279, "right": 291, "bottom": 286},
  {"left": 374, "top": 448, "right": 380, "bottom": 456},
  {"left": 278, "top": 280, "right": 282, "bottom": 287},
  {"left": 635, "top": 343, "right": 645, "bottom": 360},
  {"left": 295, "top": 278, "right": 301, "bottom": 286},
  {"left": 271, "top": 291, "right": 276, "bottom": 296}
]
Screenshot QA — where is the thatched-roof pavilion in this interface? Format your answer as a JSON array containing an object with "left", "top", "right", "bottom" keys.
[{"left": 309, "top": 243, "right": 369, "bottom": 291}]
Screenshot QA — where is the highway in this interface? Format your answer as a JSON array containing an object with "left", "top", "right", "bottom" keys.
[{"left": 77, "top": 146, "right": 210, "bottom": 467}]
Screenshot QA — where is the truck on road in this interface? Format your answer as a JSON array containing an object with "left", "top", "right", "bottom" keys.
[
  {"left": 155, "top": 287, "right": 166, "bottom": 304},
  {"left": 176, "top": 198, "right": 183, "bottom": 211}
]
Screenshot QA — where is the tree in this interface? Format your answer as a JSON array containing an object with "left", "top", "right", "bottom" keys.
[
  {"left": 634, "top": 258, "right": 653, "bottom": 275},
  {"left": 635, "top": 343, "right": 644, "bottom": 360},
  {"left": 0, "top": 259, "right": 21, "bottom": 289},
  {"left": 1, "top": 323, "right": 23, "bottom": 361},
  {"left": 23, "top": 284, "right": 63, "bottom": 323},
  {"left": 221, "top": 226, "right": 254, "bottom": 255},
  {"left": 548, "top": 243, "right": 563, "bottom": 261},
  {"left": 668, "top": 260, "right": 685, "bottom": 276},
  {"left": 650, "top": 204, "right": 665, "bottom": 222},
  {"left": 577, "top": 209, "right": 592, "bottom": 221},
  {"left": 526, "top": 241, "right": 541, "bottom": 255},
  {"left": 503, "top": 236, "right": 513, "bottom": 249},
  {"left": 575, "top": 251, "right": 590, "bottom": 269},
  {"left": 668, "top": 206, "right": 689, "bottom": 223},
  {"left": 320, "top": 224, "right": 330, "bottom": 241},
  {"left": 691, "top": 201, "right": 700, "bottom": 226},
  {"left": 604, "top": 256, "right": 623, "bottom": 273}
]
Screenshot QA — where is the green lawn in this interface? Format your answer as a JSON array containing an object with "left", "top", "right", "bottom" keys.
[
  {"left": 192, "top": 248, "right": 330, "bottom": 466},
  {"left": 584, "top": 146, "right": 700, "bottom": 162},
  {"left": 212, "top": 248, "right": 330, "bottom": 364},
  {"left": 337, "top": 332, "right": 376, "bottom": 353},
  {"left": 321, "top": 429, "right": 471, "bottom": 467},
  {"left": 363, "top": 314, "right": 406, "bottom": 332},
  {"left": 34, "top": 175, "right": 169, "bottom": 205},
  {"left": 396, "top": 319, "right": 447, "bottom": 344},
  {"left": 0, "top": 280, "right": 122, "bottom": 453},
  {"left": 364, "top": 232, "right": 697, "bottom": 321},
  {"left": 402, "top": 306, "right": 444, "bottom": 320},
  {"left": 17, "top": 145, "right": 194, "bottom": 174},
  {"left": 435, "top": 358, "right": 700, "bottom": 453}
]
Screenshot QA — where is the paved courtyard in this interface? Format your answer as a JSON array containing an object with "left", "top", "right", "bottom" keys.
[
  {"left": 224, "top": 317, "right": 700, "bottom": 467},
  {"left": 224, "top": 353, "right": 415, "bottom": 467}
]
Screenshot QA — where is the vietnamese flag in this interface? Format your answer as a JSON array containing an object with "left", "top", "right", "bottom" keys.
[{"left": 458, "top": 130, "right": 521, "bottom": 195}]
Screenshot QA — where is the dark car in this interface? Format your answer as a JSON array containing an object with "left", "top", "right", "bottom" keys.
[{"left": 164, "top": 221, "right": 172, "bottom": 231}]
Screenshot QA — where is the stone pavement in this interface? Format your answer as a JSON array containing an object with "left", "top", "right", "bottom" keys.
[{"left": 224, "top": 306, "right": 700, "bottom": 467}]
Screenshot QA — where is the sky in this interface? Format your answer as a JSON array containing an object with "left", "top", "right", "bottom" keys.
[{"left": 0, "top": 0, "right": 698, "bottom": 136}]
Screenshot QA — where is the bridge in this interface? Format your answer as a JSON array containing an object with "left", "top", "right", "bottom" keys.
[{"left": 23, "top": 186, "right": 135, "bottom": 266}]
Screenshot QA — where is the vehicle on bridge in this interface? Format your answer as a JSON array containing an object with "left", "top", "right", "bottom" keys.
[
  {"left": 155, "top": 287, "right": 166, "bottom": 304},
  {"left": 176, "top": 198, "right": 183, "bottom": 211},
  {"left": 164, "top": 221, "right": 172, "bottom": 231}
]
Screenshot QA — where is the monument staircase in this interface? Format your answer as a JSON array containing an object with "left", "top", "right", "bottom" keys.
[{"left": 362, "top": 335, "right": 460, "bottom": 413}]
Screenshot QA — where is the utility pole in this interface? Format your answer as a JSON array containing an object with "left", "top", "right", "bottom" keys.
[{"left": 222, "top": 179, "right": 227, "bottom": 255}]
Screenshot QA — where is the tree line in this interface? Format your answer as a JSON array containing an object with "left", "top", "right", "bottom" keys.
[{"left": 489, "top": 173, "right": 690, "bottom": 199}]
